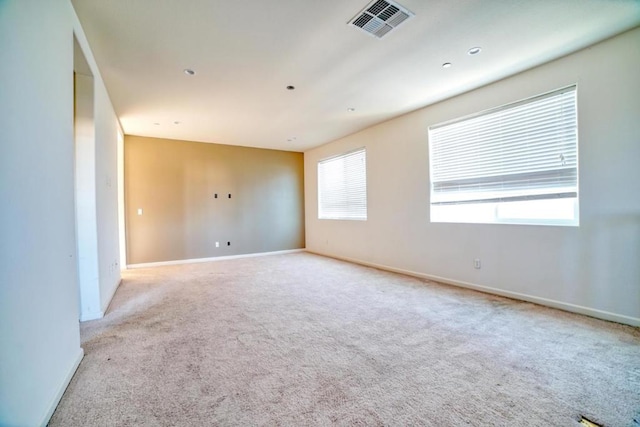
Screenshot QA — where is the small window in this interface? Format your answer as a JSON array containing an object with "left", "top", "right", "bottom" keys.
[
  {"left": 318, "top": 148, "right": 367, "bottom": 220},
  {"left": 428, "top": 85, "right": 578, "bottom": 226}
]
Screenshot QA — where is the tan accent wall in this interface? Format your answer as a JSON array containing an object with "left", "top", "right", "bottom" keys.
[{"left": 125, "top": 136, "right": 304, "bottom": 264}]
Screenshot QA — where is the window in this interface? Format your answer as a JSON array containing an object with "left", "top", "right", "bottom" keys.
[
  {"left": 428, "top": 85, "right": 578, "bottom": 226},
  {"left": 318, "top": 148, "right": 367, "bottom": 220}
]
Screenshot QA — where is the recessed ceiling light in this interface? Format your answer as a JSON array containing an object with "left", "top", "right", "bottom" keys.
[
  {"left": 183, "top": 69, "right": 196, "bottom": 76},
  {"left": 286, "top": 85, "right": 295, "bottom": 90},
  {"left": 442, "top": 62, "right": 452, "bottom": 68},
  {"left": 467, "top": 47, "right": 482, "bottom": 55},
  {"left": 174, "top": 121, "right": 180, "bottom": 125},
  {"left": 347, "top": 108, "right": 356, "bottom": 112}
]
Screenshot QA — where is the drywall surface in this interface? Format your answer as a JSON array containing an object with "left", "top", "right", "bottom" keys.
[
  {"left": 304, "top": 28, "right": 640, "bottom": 325},
  {"left": 0, "top": 1, "right": 83, "bottom": 425},
  {"left": 93, "top": 63, "right": 122, "bottom": 314},
  {"left": 74, "top": 71, "right": 102, "bottom": 320},
  {"left": 125, "top": 136, "right": 305, "bottom": 264},
  {"left": 72, "top": 6, "right": 123, "bottom": 319}
]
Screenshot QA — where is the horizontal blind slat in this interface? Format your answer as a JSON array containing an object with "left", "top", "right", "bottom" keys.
[
  {"left": 318, "top": 148, "right": 367, "bottom": 220},
  {"left": 428, "top": 86, "right": 578, "bottom": 204}
]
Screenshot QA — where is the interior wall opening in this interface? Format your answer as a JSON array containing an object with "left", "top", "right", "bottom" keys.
[{"left": 73, "top": 35, "right": 101, "bottom": 321}]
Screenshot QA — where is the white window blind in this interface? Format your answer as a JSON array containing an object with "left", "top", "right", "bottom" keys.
[
  {"left": 428, "top": 85, "right": 578, "bottom": 226},
  {"left": 318, "top": 148, "right": 367, "bottom": 220}
]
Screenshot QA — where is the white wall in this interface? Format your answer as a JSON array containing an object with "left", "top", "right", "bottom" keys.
[
  {"left": 118, "top": 131, "right": 127, "bottom": 270},
  {"left": 75, "top": 72, "right": 102, "bottom": 320},
  {"left": 72, "top": 5, "right": 123, "bottom": 320},
  {"left": 0, "top": 1, "right": 83, "bottom": 426},
  {"left": 93, "top": 58, "right": 122, "bottom": 315},
  {"left": 0, "top": 1, "right": 122, "bottom": 425},
  {"left": 305, "top": 28, "right": 640, "bottom": 326}
]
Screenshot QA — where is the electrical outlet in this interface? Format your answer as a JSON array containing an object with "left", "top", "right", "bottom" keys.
[
  {"left": 474, "top": 258, "right": 481, "bottom": 269},
  {"left": 215, "top": 241, "right": 219, "bottom": 248}
]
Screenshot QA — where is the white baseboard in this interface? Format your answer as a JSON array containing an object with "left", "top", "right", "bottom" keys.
[
  {"left": 39, "top": 347, "right": 84, "bottom": 427},
  {"left": 101, "top": 276, "right": 122, "bottom": 315},
  {"left": 79, "top": 277, "right": 123, "bottom": 322},
  {"left": 79, "top": 310, "right": 103, "bottom": 322},
  {"left": 127, "top": 248, "right": 306, "bottom": 269},
  {"left": 307, "top": 250, "right": 640, "bottom": 327}
]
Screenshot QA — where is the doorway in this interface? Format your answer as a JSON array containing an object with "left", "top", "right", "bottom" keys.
[{"left": 73, "top": 35, "right": 101, "bottom": 321}]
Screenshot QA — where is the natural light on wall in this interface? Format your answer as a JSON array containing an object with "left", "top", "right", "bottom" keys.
[
  {"left": 318, "top": 148, "right": 367, "bottom": 220},
  {"left": 428, "top": 85, "right": 578, "bottom": 226}
]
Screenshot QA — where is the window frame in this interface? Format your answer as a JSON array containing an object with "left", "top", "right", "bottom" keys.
[
  {"left": 428, "top": 85, "right": 579, "bottom": 227},
  {"left": 317, "top": 147, "right": 368, "bottom": 221}
]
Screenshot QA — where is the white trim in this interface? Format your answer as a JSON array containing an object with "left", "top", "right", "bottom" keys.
[
  {"left": 79, "top": 310, "right": 103, "bottom": 322},
  {"left": 127, "top": 249, "right": 305, "bottom": 269},
  {"left": 117, "top": 131, "right": 127, "bottom": 270},
  {"left": 79, "top": 278, "right": 121, "bottom": 322},
  {"left": 100, "top": 277, "right": 122, "bottom": 315},
  {"left": 39, "top": 348, "right": 84, "bottom": 427},
  {"left": 306, "top": 250, "right": 640, "bottom": 327}
]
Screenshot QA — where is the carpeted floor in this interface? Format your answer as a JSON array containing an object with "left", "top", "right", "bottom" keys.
[{"left": 50, "top": 252, "right": 640, "bottom": 426}]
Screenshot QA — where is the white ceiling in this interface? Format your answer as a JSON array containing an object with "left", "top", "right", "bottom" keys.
[{"left": 71, "top": 0, "right": 640, "bottom": 152}]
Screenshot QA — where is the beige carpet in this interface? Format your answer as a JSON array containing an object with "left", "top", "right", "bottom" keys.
[{"left": 50, "top": 253, "right": 640, "bottom": 426}]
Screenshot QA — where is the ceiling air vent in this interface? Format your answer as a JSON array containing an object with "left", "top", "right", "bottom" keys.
[{"left": 349, "top": 0, "right": 414, "bottom": 39}]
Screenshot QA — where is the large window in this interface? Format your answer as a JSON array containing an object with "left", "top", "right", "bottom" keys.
[
  {"left": 428, "top": 86, "right": 578, "bottom": 226},
  {"left": 318, "top": 148, "right": 367, "bottom": 220}
]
